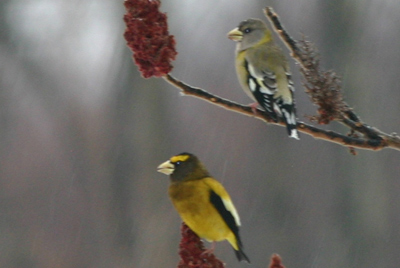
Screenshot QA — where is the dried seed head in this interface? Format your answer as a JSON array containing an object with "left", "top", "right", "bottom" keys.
[{"left": 123, "top": 0, "right": 177, "bottom": 78}]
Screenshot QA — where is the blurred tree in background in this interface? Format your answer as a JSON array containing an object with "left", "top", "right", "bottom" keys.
[{"left": 0, "top": 1, "right": 399, "bottom": 268}]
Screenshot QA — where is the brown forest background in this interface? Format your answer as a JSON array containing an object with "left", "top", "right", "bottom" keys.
[{"left": 1, "top": 1, "right": 400, "bottom": 267}]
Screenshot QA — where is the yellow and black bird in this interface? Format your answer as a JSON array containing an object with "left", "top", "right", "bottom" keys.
[
  {"left": 228, "top": 18, "right": 299, "bottom": 139},
  {"left": 157, "top": 152, "right": 250, "bottom": 263}
]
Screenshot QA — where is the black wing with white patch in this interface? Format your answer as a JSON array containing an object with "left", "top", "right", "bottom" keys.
[
  {"left": 209, "top": 189, "right": 242, "bottom": 246},
  {"left": 209, "top": 189, "right": 250, "bottom": 262},
  {"left": 246, "top": 60, "right": 299, "bottom": 139},
  {"left": 245, "top": 60, "right": 278, "bottom": 122}
]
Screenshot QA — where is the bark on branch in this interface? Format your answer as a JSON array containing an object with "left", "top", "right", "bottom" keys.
[{"left": 163, "top": 74, "right": 396, "bottom": 151}]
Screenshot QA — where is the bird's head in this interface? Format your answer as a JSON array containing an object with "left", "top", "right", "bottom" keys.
[
  {"left": 227, "top": 18, "right": 272, "bottom": 51},
  {"left": 157, "top": 152, "right": 210, "bottom": 182}
]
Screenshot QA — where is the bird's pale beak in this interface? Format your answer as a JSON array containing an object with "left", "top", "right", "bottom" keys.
[
  {"left": 157, "top": 160, "right": 175, "bottom": 175},
  {"left": 227, "top": 28, "right": 243, "bottom": 41}
]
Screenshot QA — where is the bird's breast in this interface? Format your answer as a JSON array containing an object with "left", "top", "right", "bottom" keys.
[{"left": 168, "top": 181, "right": 231, "bottom": 241}]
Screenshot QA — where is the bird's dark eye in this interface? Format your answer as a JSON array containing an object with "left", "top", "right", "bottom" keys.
[
  {"left": 175, "top": 161, "right": 181, "bottom": 165},
  {"left": 244, "top": 28, "right": 252, "bottom": 33}
]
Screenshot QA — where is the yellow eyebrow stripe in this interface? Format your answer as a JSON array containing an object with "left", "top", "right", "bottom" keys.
[{"left": 170, "top": 155, "right": 190, "bottom": 163}]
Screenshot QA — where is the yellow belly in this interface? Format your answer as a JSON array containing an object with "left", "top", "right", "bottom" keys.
[{"left": 169, "top": 180, "right": 233, "bottom": 242}]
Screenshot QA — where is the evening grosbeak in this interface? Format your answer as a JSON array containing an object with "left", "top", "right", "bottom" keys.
[
  {"left": 157, "top": 152, "right": 250, "bottom": 263},
  {"left": 228, "top": 18, "right": 299, "bottom": 139}
]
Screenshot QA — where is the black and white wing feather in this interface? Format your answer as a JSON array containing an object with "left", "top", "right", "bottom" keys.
[
  {"left": 245, "top": 60, "right": 279, "bottom": 122},
  {"left": 245, "top": 60, "right": 299, "bottom": 139}
]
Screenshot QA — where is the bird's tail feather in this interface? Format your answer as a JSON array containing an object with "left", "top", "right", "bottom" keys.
[
  {"left": 281, "top": 104, "right": 299, "bottom": 140},
  {"left": 287, "top": 125, "right": 299, "bottom": 140},
  {"left": 234, "top": 248, "right": 251, "bottom": 263}
]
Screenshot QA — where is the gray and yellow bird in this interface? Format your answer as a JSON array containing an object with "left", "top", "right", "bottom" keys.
[
  {"left": 228, "top": 18, "right": 299, "bottom": 139},
  {"left": 157, "top": 152, "right": 250, "bottom": 263}
]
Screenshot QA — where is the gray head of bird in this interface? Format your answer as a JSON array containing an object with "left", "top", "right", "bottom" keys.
[
  {"left": 157, "top": 152, "right": 210, "bottom": 182},
  {"left": 227, "top": 18, "right": 273, "bottom": 51}
]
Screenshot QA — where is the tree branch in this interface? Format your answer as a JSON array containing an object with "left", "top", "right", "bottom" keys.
[{"left": 164, "top": 74, "right": 398, "bottom": 151}]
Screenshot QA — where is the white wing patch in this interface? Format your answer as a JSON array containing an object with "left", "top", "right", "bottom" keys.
[
  {"left": 222, "top": 197, "right": 241, "bottom": 226},
  {"left": 247, "top": 64, "right": 258, "bottom": 78},
  {"left": 248, "top": 78, "right": 257, "bottom": 92}
]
